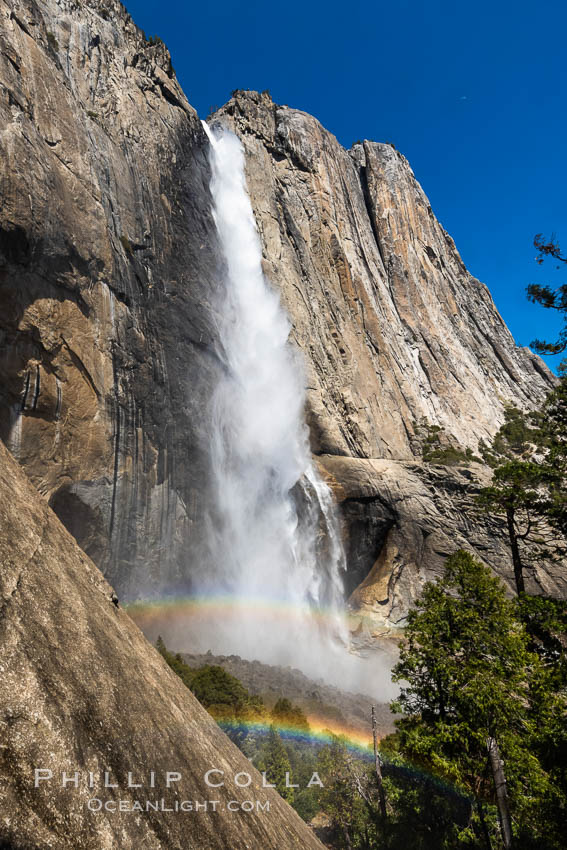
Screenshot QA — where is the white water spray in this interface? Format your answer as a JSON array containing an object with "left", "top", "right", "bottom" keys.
[
  {"left": 199, "top": 121, "right": 351, "bottom": 680},
  {"left": 7, "top": 403, "right": 22, "bottom": 459}
]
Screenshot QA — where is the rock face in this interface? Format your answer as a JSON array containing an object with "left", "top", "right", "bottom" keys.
[
  {"left": 0, "top": 0, "right": 222, "bottom": 595},
  {"left": 212, "top": 91, "right": 563, "bottom": 620},
  {"left": 0, "top": 0, "right": 561, "bottom": 626},
  {"left": 318, "top": 456, "right": 566, "bottom": 632},
  {"left": 213, "top": 91, "right": 554, "bottom": 459},
  {"left": 0, "top": 438, "right": 325, "bottom": 850}
]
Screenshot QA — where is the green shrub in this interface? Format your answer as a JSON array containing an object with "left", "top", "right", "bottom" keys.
[
  {"left": 414, "top": 417, "right": 479, "bottom": 466},
  {"left": 272, "top": 697, "right": 309, "bottom": 730},
  {"left": 156, "top": 636, "right": 195, "bottom": 690},
  {"left": 156, "top": 638, "right": 266, "bottom": 722},
  {"left": 119, "top": 234, "right": 133, "bottom": 255},
  {"left": 46, "top": 31, "right": 59, "bottom": 52}
]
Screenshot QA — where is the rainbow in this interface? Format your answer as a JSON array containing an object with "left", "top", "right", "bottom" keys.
[
  {"left": 125, "top": 593, "right": 400, "bottom": 748},
  {"left": 125, "top": 592, "right": 400, "bottom": 636},
  {"left": 218, "top": 716, "right": 375, "bottom": 756},
  {"left": 127, "top": 596, "right": 465, "bottom": 799},
  {"left": 217, "top": 717, "right": 471, "bottom": 801}
]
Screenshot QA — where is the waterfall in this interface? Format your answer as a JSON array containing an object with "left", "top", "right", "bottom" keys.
[
  {"left": 199, "top": 121, "right": 350, "bottom": 678},
  {"left": 7, "top": 404, "right": 22, "bottom": 459}
]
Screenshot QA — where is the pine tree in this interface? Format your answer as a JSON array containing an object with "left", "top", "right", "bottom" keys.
[
  {"left": 272, "top": 698, "right": 309, "bottom": 731},
  {"left": 526, "top": 233, "right": 567, "bottom": 358},
  {"left": 316, "top": 737, "right": 373, "bottom": 850},
  {"left": 391, "top": 551, "right": 554, "bottom": 848},
  {"left": 539, "top": 378, "right": 567, "bottom": 536},
  {"left": 477, "top": 386, "right": 567, "bottom": 594},
  {"left": 477, "top": 460, "right": 552, "bottom": 594},
  {"left": 476, "top": 403, "right": 561, "bottom": 595},
  {"left": 260, "top": 727, "right": 295, "bottom": 804}
]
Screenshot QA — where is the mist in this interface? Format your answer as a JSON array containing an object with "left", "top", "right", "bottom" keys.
[{"left": 173, "top": 121, "right": 396, "bottom": 698}]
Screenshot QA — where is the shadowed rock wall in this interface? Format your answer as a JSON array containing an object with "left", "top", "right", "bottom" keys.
[
  {"left": 0, "top": 0, "right": 223, "bottom": 596},
  {"left": 0, "top": 437, "right": 325, "bottom": 849}
]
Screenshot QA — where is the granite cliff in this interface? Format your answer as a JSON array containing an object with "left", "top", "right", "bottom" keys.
[
  {"left": 212, "top": 91, "right": 562, "bottom": 625},
  {"left": 0, "top": 438, "right": 326, "bottom": 850},
  {"left": 0, "top": 0, "right": 222, "bottom": 597},
  {"left": 0, "top": 0, "right": 561, "bottom": 632},
  {"left": 213, "top": 91, "right": 552, "bottom": 460}
]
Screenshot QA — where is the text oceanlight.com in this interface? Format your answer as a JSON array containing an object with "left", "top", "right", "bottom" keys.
[{"left": 86, "top": 798, "right": 270, "bottom": 813}]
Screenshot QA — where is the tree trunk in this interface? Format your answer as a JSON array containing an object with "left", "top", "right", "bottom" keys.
[
  {"left": 487, "top": 736, "right": 513, "bottom": 849},
  {"left": 506, "top": 506, "right": 525, "bottom": 595},
  {"left": 342, "top": 825, "right": 353, "bottom": 850},
  {"left": 371, "top": 706, "right": 387, "bottom": 819}
]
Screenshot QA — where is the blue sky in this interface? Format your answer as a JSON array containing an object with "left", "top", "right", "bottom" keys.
[{"left": 127, "top": 0, "right": 567, "bottom": 370}]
